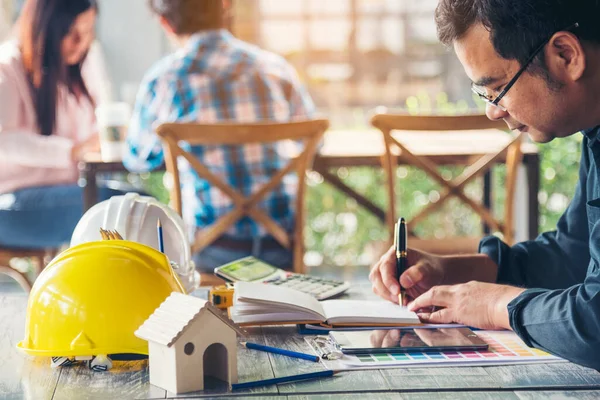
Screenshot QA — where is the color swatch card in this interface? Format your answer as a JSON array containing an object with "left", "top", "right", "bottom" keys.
[{"left": 307, "top": 330, "right": 565, "bottom": 370}]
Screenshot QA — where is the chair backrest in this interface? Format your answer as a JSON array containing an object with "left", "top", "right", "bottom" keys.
[
  {"left": 156, "top": 119, "right": 329, "bottom": 273},
  {"left": 370, "top": 113, "right": 523, "bottom": 246},
  {"left": 0, "top": 247, "right": 57, "bottom": 292}
]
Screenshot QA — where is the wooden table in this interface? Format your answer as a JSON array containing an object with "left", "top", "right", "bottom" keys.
[
  {"left": 79, "top": 129, "right": 540, "bottom": 239},
  {"left": 3, "top": 277, "right": 600, "bottom": 399}
]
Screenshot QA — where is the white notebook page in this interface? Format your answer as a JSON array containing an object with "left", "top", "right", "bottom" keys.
[
  {"left": 321, "top": 300, "right": 420, "bottom": 325},
  {"left": 234, "top": 281, "right": 325, "bottom": 319}
]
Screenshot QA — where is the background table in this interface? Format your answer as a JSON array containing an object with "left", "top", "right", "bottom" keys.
[
  {"left": 3, "top": 277, "right": 599, "bottom": 399},
  {"left": 312, "top": 129, "right": 539, "bottom": 241},
  {"left": 79, "top": 129, "right": 540, "bottom": 240}
]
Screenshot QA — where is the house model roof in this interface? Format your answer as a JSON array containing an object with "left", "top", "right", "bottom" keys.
[{"left": 135, "top": 292, "right": 246, "bottom": 347}]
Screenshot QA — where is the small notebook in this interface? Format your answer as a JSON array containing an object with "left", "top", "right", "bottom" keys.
[{"left": 231, "top": 282, "right": 421, "bottom": 327}]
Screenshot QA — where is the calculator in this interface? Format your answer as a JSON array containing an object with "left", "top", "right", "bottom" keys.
[{"left": 213, "top": 256, "right": 351, "bottom": 300}]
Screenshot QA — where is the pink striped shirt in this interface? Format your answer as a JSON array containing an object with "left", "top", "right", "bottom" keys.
[{"left": 0, "top": 40, "right": 98, "bottom": 194}]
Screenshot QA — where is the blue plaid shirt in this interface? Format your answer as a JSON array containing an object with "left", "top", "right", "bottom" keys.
[{"left": 124, "top": 30, "right": 315, "bottom": 239}]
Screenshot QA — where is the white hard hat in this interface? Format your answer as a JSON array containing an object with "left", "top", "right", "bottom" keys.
[{"left": 71, "top": 192, "right": 198, "bottom": 291}]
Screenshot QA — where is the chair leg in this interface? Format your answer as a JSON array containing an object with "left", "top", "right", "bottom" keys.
[
  {"left": 293, "top": 246, "right": 304, "bottom": 274},
  {"left": 0, "top": 265, "right": 32, "bottom": 292},
  {"left": 32, "top": 255, "right": 44, "bottom": 277}
]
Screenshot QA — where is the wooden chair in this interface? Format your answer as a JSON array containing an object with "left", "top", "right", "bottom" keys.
[
  {"left": 0, "top": 247, "right": 57, "bottom": 292},
  {"left": 156, "top": 120, "right": 329, "bottom": 273},
  {"left": 371, "top": 113, "right": 524, "bottom": 254}
]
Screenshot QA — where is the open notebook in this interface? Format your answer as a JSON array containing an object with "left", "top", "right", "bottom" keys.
[{"left": 230, "top": 282, "right": 421, "bottom": 327}]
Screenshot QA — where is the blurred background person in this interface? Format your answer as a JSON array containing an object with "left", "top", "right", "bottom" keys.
[
  {"left": 0, "top": 1, "right": 11, "bottom": 42},
  {"left": 124, "top": 0, "right": 315, "bottom": 271},
  {"left": 0, "top": 0, "right": 122, "bottom": 250}
]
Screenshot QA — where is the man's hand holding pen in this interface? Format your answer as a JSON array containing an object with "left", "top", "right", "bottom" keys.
[
  {"left": 368, "top": 232, "right": 519, "bottom": 329},
  {"left": 369, "top": 245, "right": 445, "bottom": 305}
]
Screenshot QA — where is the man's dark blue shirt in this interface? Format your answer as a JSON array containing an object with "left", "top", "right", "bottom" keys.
[{"left": 480, "top": 127, "right": 600, "bottom": 370}]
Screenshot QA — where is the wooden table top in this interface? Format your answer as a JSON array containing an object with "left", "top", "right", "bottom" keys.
[
  {"left": 320, "top": 129, "right": 538, "bottom": 158},
  {"left": 2, "top": 277, "right": 599, "bottom": 399}
]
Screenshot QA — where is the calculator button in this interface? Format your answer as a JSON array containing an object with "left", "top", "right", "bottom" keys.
[
  {"left": 294, "top": 283, "right": 310, "bottom": 290},
  {"left": 303, "top": 284, "right": 320, "bottom": 292},
  {"left": 265, "top": 276, "right": 350, "bottom": 299}
]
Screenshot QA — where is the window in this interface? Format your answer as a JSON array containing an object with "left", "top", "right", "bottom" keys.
[{"left": 184, "top": 342, "right": 195, "bottom": 355}]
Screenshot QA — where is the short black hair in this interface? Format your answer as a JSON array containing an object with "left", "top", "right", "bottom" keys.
[
  {"left": 435, "top": 0, "right": 600, "bottom": 69},
  {"left": 148, "top": 0, "right": 223, "bottom": 35}
]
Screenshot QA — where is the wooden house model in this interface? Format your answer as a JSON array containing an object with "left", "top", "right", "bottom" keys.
[{"left": 135, "top": 292, "right": 246, "bottom": 394}]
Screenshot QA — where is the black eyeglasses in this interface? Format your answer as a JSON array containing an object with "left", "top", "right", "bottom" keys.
[{"left": 471, "top": 22, "right": 580, "bottom": 111}]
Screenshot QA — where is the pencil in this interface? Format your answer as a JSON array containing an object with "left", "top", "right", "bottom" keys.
[
  {"left": 157, "top": 219, "right": 164, "bottom": 253},
  {"left": 242, "top": 341, "right": 319, "bottom": 362},
  {"left": 396, "top": 217, "right": 407, "bottom": 305},
  {"left": 231, "top": 370, "right": 338, "bottom": 390},
  {"left": 99, "top": 228, "right": 109, "bottom": 240}
]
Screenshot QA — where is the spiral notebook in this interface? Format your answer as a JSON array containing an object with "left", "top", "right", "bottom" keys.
[{"left": 230, "top": 282, "right": 420, "bottom": 327}]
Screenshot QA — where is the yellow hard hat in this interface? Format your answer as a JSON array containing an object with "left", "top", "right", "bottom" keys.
[{"left": 17, "top": 240, "right": 185, "bottom": 358}]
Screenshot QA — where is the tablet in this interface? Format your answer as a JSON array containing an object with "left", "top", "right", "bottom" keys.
[{"left": 329, "top": 327, "right": 488, "bottom": 354}]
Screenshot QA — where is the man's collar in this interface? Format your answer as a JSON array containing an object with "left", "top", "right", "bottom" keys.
[
  {"left": 584, "top": 126, "right": 600, "bottom": 147},
  {"left": 185, "top": 29, "right": 232, "bottom": 49}
]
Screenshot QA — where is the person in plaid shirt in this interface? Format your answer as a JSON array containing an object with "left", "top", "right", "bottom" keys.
[{"left": 124, "top": 0, "right": 315, "bottom": 271}]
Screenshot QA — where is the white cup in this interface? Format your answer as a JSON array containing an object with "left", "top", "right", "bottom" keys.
[{"left": 96, "top": 102, "right": 131, "bottom": 162}]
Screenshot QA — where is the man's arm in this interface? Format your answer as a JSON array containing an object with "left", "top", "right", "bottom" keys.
[
  {"left": 123, "top": 77, "right": 166, "bottom": 173},
  {"left": 482, "top": 138, "right": 600, "bottom": 369},
  {"left": 480, "top": 139, "right": 591, "bottom": 290},
  {"left": 506, "top": 276, "right": 600, "bottom": 369},
  {"left": 282, "top": 64, "right": 316, "bottom": 120}
]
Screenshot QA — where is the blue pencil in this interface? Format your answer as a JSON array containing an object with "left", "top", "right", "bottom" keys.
[
  {"left": 157, "top": 219, "right": 164, "bottom": 253},
  {"left": 231, "top": 369, "right": 338, "bottom": 390},
  {"left": 242, "top": 341, "right": 319, "bottom": 362}
]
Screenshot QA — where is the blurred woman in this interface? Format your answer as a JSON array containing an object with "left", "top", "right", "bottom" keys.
[
  {"left": 0, "top": 0, "right": 121, "bottom": 249},
  {"left": 0, "top": 2, "right": 11, "bottom": 42}
]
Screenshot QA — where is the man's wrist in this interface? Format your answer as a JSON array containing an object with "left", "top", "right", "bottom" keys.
[{"left": 493, "top": 286, "right": 526, "bottom": 330}]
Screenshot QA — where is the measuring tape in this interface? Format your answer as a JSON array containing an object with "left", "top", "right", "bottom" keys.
[{"left": 209, "top": 283, "right": 235, "bottom": 309}]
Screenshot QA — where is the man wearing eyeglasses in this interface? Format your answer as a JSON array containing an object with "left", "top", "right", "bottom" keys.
[{"left": 370, "top": 0, "right": 600, "bottom": 370}]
